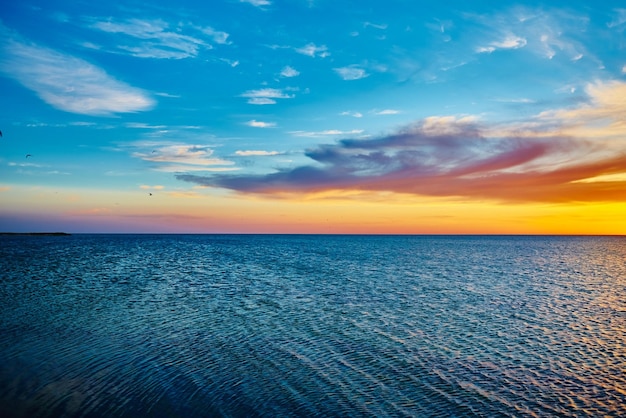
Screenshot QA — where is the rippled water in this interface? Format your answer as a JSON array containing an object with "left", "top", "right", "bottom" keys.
[{"left": 1, "top": 234, "right": 625, "bottom": 417}]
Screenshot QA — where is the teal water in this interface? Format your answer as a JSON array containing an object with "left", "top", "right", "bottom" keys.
[{"left": 1, "top": 235, "right": 625, "bottom": 417}]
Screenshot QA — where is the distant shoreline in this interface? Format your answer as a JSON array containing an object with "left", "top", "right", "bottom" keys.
[{"left": 0, "top": 232, "right": 71, "bottom": 236}]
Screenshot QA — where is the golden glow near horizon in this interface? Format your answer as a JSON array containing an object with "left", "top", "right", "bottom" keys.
[{"left": 1, "top": 184, "right": 624, "bottom": 234}]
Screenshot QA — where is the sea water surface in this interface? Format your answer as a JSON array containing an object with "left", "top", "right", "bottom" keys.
[{"left": 0, "top": 234, "right": 625, "bottom": 417}]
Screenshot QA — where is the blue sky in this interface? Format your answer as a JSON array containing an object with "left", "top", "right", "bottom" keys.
[{"left": 1, "top": 0, "right": 625, "bottom": 233}]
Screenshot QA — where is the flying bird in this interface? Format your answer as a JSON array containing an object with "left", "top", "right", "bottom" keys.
[
  {"left": 0, "top": 130, "right": 3, "bottom": 137},
  {"left": 25, "top": 154, "right": 32, "bottom": 158},
  {"left": 149, "top": 193, "right": 153, "bottom": 196}
]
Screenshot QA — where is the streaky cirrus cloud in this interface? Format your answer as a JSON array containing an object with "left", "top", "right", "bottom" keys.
[
  {"left": 176, "top": 81, "right": 626, "bottom": 203},
  {"left": 87, "top": 18, "right": 229, "bottom": 59},
  {"left": 289, "top": 129, "right": 365, "bottom": 138},
  {"left": 374, "top": 109, "right": 400, "bottom": 115},
  {"left": 241, "top": 0, "right": 271, "bottom": 7},
  {"left": 471, "top": 7, "right": 590, "bottom": 62},
  {"left": 235, "top": 150, "right": 281, "bottom": 156},
  {"left": 477, "top": 34, "right": 527, "bottom": 53},
  {"left": 340, "top": 111, "right": 363, "bottom": 118},
  {"left": 363, "top": 22, "right": 388, "bottom": 30},
  {"left": 240, "top": 88, "right": 294, "bottom": 105},
  {"left": 0, "top": 25, "right": 155, "bottom": 116},
  {"left": 134, "top": 145, "right": 237, "bottom": 172}
]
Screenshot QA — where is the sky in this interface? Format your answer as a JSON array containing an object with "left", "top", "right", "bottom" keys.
[{"left": 1, "top": 0, "right": 625, "bottom": 234}]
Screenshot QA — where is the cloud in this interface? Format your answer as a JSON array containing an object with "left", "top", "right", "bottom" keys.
[
  {"left": 245, "top": 98, "right": 274, "bottom": 105},
  {"left": 375, "top": 109, "right": 400, "bottom": 115},
  {"left": 536, "top": 80, "right": 626, "bottom": 139},
  {"left": 334, "top": 66, "right": 369, "bottom": 80},
  {"left": 155, "top": 165, "right": 238, "bottom": 173},
  {"left": 364, "top": 22, "right": 388, "bottom": 30},
  {"left": 246, "top": 120, "right": 276, "bottom": 128},
  {"left": 280, "top": 66, "right": 300, "bottom": 77},
  {"left": 198, "top": 26, "right": 230, "bottom": 45},
  {"left": 88, "top": 18, "right": 208, "bottom": 59},
  {"left": 241, "top": 0, "right": 271, "bottom": 6},
  {"left": 494, "top": 35, "right": 527, "bottom": 49},
  {"left": 134, "top": 144, "right": 236, "bottom": 172},
  {"left": 87, "top": 18, "right": 231, "bottom": 59},
  {"left": 126, "top": 122, "right": 168, "bottom": 129},
  {"left": 607, "top": 8, "right": 626, "bottom": 28},
  {"left": 176, "top": 82, "right": 626, "bottom": 203},
  {"left": 340, "top": 111, "right": 363, "bottom": 118},
  {"left": 235, "top": 150, "right": 281, "bottom": 156},
  {"left": 492, "top": 98, "right": 535, "bottom": 104},
  {"left": 295, "top": 43, "right": 329, "bottom": 58},
  {"left": 477, "top": 34, "right": 527, "bottom": 53},
  {"left": 473, "top": 8, "right": 590, "bottom": 62},
  {"left": 0, "top": 26, "right": 155, "bottom": 116},
  {"left": 289, "top": 129, "right": 365, "bottom": 138},
  {"left": 240, "top": 88, "right": 294, "bottom": 104}
]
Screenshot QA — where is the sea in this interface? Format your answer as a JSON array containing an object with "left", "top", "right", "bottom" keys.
[{"left": 0, "top": 234, "right": 624, "bottom": 417}]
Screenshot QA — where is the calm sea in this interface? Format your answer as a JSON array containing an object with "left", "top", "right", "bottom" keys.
[{"left": 0, "top": 234, "right": 624, "bottom": 417}]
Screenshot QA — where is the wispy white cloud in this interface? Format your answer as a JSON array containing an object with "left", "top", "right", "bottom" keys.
[
  {"left": 472, "top": 8, "right": 590, "bottom": 62},
  {"left": 154, "top": 165, "right": 238, "bottom": 173},
  {"left": 197, "top": 26, "right": 230, "bottom": 44},
  {"left": 241, "top": 88, "right": 293, "bottom": 98},
  {"left": 247, "top": 98, "right": 276, "bottom": 105},
  {"left": 246, "top": 120, "right": 276, "bottom": 128},
  {"left": 374, "top": 109, "right": 400, "bottom": 115},
  {"left": 87, "top": 18, "right": 231, "bottom": 59},
  {"left": 280, "top": 65, "right": 300, "bottom": 77},
  {"left": 125, "top": 122, "right": 168, "bottom": 129},
  {"left": 241, "top": 0, "right": 271, "bottom": 7},
  {"left": 364, "top": 22, "right": 388, "bottom": 30},
  {"left": 334, "top": 66, "right": 369, "bottom": 80},
  {"left": 235, "top": 150, "right": 281, "bottom": 156},
  {"left": 295, "top": 43, "right": 329, "bottom": 58},
  {"left": 155, "top": 92, "right": 181, "bottom": 98},
  {"left": 134, "top": 144, "right": 236, "bottom": 172},
  {"left": 491, "top": 98, "right": 535, "bottom": 104},
  {"left": 477, "top": 34, "right": 527, "bottom": 53},
  {"left": 494, "top": 35, "right": 527, "bottom": 49},
  {"left": 340, "top": 111, "right": 363, "bottom": 118},
  {"left": 88, "top": 18, "right": 207, "bottom": 59},
  {"left": 8, "top": 162, "right": 43, "bottom": 168},
  {"left": 240, "top": 88, "right": 294, "bottom": 105},
  {"left": 290, "top": 129, "right": 364, "bottom": 138},
  {"left": 0, "top": 25, "right": 155, "bottom": 116},
  {"left": 607, "top": 8, "right": 626, "bottom": 28}
]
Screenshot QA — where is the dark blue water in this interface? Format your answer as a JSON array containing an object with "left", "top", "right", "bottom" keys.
[{"left": 1, "top": 234, "right": 625, "bottom": 417}]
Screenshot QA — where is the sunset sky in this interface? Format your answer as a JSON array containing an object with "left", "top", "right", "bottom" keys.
[{"left": 1, "top": 0, "right": 625, "bottom": 234}]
